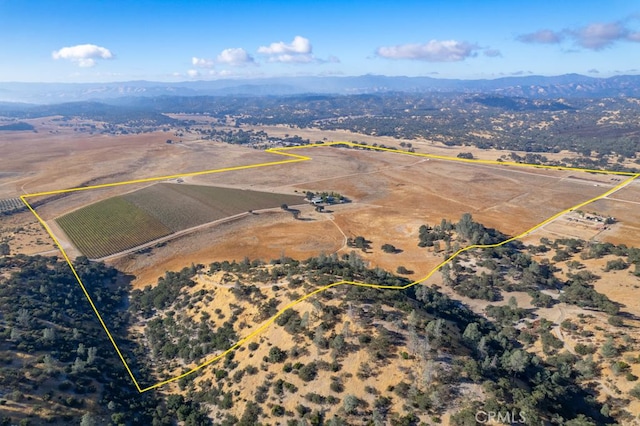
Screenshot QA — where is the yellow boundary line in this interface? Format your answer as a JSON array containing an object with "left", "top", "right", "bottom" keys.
[{"left": 18, "top": 141, "right": 640, "bottom": 392}]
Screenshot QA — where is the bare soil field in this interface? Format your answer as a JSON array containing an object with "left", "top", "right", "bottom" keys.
[
  {"left": 544, "top": 180, "right": 640, "bottom": 247},
  {"left": 595, "top": 181, "right": 640, "bottom": 246},
  {"left": 112, "top": 205, "right": 345, "bottom": 287},
  {"left": 103, "top": 146, "right": 623, "bottom": 291},
  {"left": 0, "top": 120, "right": 277, "bottom": 199},
  {"left": 0, "top": 210, "right": 57, "bottom": 256},
  {"left": 0, "top": 120, "right": 290, "bottom": 255},
  {"left": 3, "top": 122, "right": 637, "bottom": 293}
]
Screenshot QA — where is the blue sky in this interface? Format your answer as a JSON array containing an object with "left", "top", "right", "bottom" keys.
[{"left": 0, "top": 0, "right": 639, "bottom": 82}]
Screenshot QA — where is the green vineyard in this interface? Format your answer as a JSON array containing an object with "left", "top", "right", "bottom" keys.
[
  {"left": 0, "top": 197, "right": 25, "bottom": 214},
  {"left": 123, "top": 183, "right": 303, "bottom": 231},
  {"left": 56, "top": 183, "right": 303, "bottom": 258},
  {"left": 56, "top": 197, "right": 172, "bottom": 259}
]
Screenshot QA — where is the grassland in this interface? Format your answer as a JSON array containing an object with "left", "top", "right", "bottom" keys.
[{"left": 56, "top": 183, "right": 303, "bottom": 258}]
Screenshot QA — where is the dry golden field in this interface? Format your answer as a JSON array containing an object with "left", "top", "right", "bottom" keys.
[
  {"left": 3, "top": 118, "right": 640, "bottom": 423},
  {"left": 110, "top": 145, "right": 618, "bottom": 289}
]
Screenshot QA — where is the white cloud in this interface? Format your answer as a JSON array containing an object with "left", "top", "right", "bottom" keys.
[
  {"left": 266, "top": 53, "right": 315, "bottom": 63},
  {"left": 483, "top": 49, "right": 502, "bottom": 57},
  {"left": 517, "top": 29, "right": 564, "bottom": 44},
  {"left": 376, "top": 40, "right": 479, "bottom": 62},
  {"left": 258, "top": 35, "right": 312, "bottom": 55},
  {"left": 518, "top": 21, "right": 640, "bottom": 50},
  {"left": 187, "top": 69, "right": 200, "bottom": 78},
  {"left": 510, "top": 70, "right": 533, "bottom": 76},
  {"left": 258, "top": 36, "right": 321, "bottom": 63},
  {"left": 216, "top": 48, "right": 254, "bottom": 66},
  {"left": 52, "top": 44, "right": 114, "bottom": 67},
  {"left": 571, "top": 22, "right": 628, "bottom": 49},
  {"left": 192, "top": 57, "right": 214, "bottom": 68}
]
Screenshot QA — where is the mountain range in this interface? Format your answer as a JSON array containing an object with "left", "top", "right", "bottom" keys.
[{"left": 1, "top": 74, "right": 640, "bottom": 104}]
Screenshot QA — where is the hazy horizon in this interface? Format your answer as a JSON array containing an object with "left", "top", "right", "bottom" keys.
[{"left": 0, "top": 71, "right": 620, "bottom": 86}]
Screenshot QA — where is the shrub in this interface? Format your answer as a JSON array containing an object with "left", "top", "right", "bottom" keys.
[
  {"left": 305, "top": 392, "right": 326, "bottom": 404},
  {"left": 358, "top": 335, "right": 372, "bottom": 345},
  {"left": 604, "top": 258, "right": 628, "bottom": 271},
  {"left": 611, "top": 361, "right": 631, "bottom": 375},
  {"left": 381, "top": 244, "right": 398, "bottom": 253},
  {"left": 299, "top": 362, "right": 317, "bottom": 382},
  {"left": 457, "top": 152, "right": 474, "bottom": 159},
  {"left": 396, "top": 266, "right": 413, "bottom": 275},
  {"left": 608, "top": 316, "right": 624, "bottom": 327},
  {"left": 364, "top": 385, "right": 378, "bottom": 395},
  {"left": 268, "top": 346, "right": 287, "bottom": 363},
  {"left": 296, "top": 404, "right": 310, "bottom": 416},
  {"left": 630, "top": 384, "right": 640, "bottom": 399},
  {"left": 330, "top": 379, "right": 344, "bottom": 393},
  {"left": 601, "top": 337, "right": 618, "bottom": 358},
  {"left": 271, "top": 405, "right": 285, "bottom": 416},
  {"left": 574, "top": 343, "right": 596, "bottom": 355}
]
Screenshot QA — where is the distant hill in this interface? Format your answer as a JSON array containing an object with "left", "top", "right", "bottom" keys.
[
  {"left": 2, "top": 74, "right": 640, "bottom": 103},
  {"left": 0, "top": 121, "right": 34, "bottom": 131},
  {"left": 0, "top": 100, "right": 176, "bottom": 125}
]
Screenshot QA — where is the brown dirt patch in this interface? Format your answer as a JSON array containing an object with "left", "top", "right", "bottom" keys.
[
  {"left": 111, "top": 206, "right": 344, "bottom": 288},
  {"left": 106, "top": 147, "right": 619, "bottom": 289}
]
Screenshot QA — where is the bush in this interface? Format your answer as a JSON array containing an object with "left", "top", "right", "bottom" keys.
[
  {"left": 574, "top": 343, "right": 596, "bottom": 355},
  {"left": 330, "top": 379, "right": 344, "bottom": 393},
  {"left": 604, "top": 258, "right": 628, "bottom": 271},
  {"left": 364, "top": 385, "right": 378, "bottom": 395},
  {"left": 299, "top": 363, "right": 317, "bottom": 382},
  {"left": 457, "top": 152, "right": 474, "bottom": 159},
  {"left": 611, "top": 361, "right": 630, "bottom": 375},
  {"left": 552, "top": 249, "right": 571, "bottom": 262},
  {"left": 381, "top": 244, "right": 398, "bottom": 253},
  {"left": 296, "top": 404, "right": 310, "bottom": 417},
  {"left": 601, "top": 337, "right": 618, "bottom": 358},
  {"left": 629, "top": 384, "right": 640, "bottom": 399},
  {"left": 305, "top": 392, "right": 326, "bottom": 404},
  {"left": 396, "top": 266, "right": 413, "bottom": 275},
  {"left": 268, "top": 346, "right": 287, "bottom": 363},
  {"left": 608, "top": 316, "right": 624, "bottom": 327},
  {"left": 348, "top": 236, "right": 371, "bottom": 251},
  {"left": 343, "top": 394, "right": 359, "bottom": 414}
]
